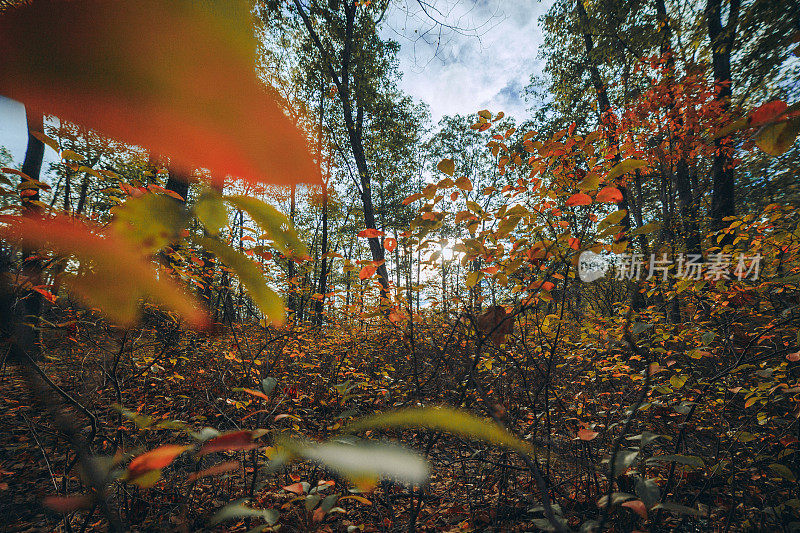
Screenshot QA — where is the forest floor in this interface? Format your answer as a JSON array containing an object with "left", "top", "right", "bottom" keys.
[{"left": 1, "top": 312, "right": 786, "bottom": 532}]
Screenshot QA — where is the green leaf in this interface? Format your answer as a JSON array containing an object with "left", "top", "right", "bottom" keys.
[
  {"left": 194, "top": 188, "right": 228, "bottom": 236},
  {"left": 769, "top": 463, "right": 797, "bottom": 482},
  {"left": 653, "top": 502, "right": 704, "bottom": 517},
  {"left": 31, "top": 131, "right": 59, "bottom": 153},
  {"left": 610, "top": 449, "right": 639, "bottom": 477},
  {"left": 345, "top": 406, "right": 538, "bottom": 458},
  {"left": 635, "top": 477, "right": 661, "bottom": 508},
  {"left": 281, "top": 438, "right": 429, "bottom": 486},
  {"left": 647, "top": 454, "right": 705, "bottom": 469},
  {"left": 261, "top": 377, "right": 278, "bottom": 396},
  {"left": 211, "top": 500, "right": 279, "bottom": 526},
  {"left": 626, "top": 431, "right": 661, "bottom": 447},
  {"left": 599, "top": 209, "right": 627, "bottom": 227},
  {"left": 321, "top": 494, "right": 339, "bottom": 512},
  {"left": 196, "top": 236, "right": 284, "bottom": 324},
  {"left": 224, "top": 195, "right": 306, "bottom": 257},
  {"left": 605, "top": 159, "right": 647, "bottom": 182}
]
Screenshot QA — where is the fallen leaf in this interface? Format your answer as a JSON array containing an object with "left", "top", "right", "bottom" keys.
[{"left": 622, "top": 499, "right": 648, "bottom": 519}]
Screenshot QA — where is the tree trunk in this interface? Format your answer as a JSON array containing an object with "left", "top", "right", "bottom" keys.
[
  {"left": 13, "top": 110, "right": 46, "bottom": 361},
  {"left": 706, "top": 0, "right": 740, "bottom": 231},
  {"left": 292, "top": 0, "right": 389, "bottom": 301}
]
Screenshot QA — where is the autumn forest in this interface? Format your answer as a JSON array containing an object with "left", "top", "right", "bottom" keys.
[{"left": 1, "top": 0, "right": 799, "bottom": 531}]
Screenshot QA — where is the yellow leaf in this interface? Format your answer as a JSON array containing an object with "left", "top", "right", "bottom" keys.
[
  {"left": 196, "top": 236, "right": 284, "bottom": 325},
  {"left": 670, "top": 375, "right": 687, "bottom": 389},
  {"left": 755, "top": 117, "right": 800, "bottom": 156},
  {"left": 437, "top": 158, "right": 455, "bottom": 176},
  {"left": 346, "top": 406, "right": 540, "bottom": 458},
  {"left": 605, "top": 159, "right": 648, "bottom": 182},
  {"left": 455, "top": 176, "right": 473, "bottom": 192},
  {"left": 225, "top": 196, "right": 306, "bottom": 257},
  {"left": 0, "top": 215, "right": 207, "bottom": 328}
]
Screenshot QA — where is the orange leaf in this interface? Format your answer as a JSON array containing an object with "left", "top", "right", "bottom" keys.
[
  {"left": 359, "top": 264, "right": 377, "bottom": 280},
  {"left": 596, "top": 186, "right": 623, "bottom": 204},
  {"left": 32, "top": 286, "right": 57, "bottom": 304},
  {"left": 622, "top": 499, "right": 648, "bottom": 519},
  {"left": 187, "top": 461, "right": 239, "bottom": 483},
  {"left": 402, "top": 193, "right": 423, "bottom": 205},
  {"left": 358, "top": 228, "right": 385, "bottom": 239},
  {"left": 240, "top": 388, "right": 269, "bottom": 401},
  {"left": 383, "top": 237, "right": 397, "bottom": 252},
  {"left": 787, "top": 351, "right": 800, "bottom": 362},
  {"left": 127, "top": 444, "right": 190, "bottom": 479},
  {"left": 0, "top": 0, "right": 318, "bottom": 187},
  {"left": 577, "top": 428, "right": 599, "bottom": 441},
  {"left": 749, "top": 100, "right": 788, "bottom": 127},
  {"left": 199, "top": 430, "right": 257, "bottom": 456},
  {"left": 566, "top": 192, "right": 592, "bottom": 206},
  {"left": 0, "top": 215, "right": 207, "bottom": 328},
  {"left": 282, "top": 482, "right": 305, "bottom": 494}
]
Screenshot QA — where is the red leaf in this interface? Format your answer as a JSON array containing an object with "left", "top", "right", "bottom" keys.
[
  {"left": 358, "top": 228, "right": 385, "bottom": 239},
  {"left": 0, "top": 0, "right": 318, "bottom": 187},
  {"left": 199, "top": 430, "right": 256, "bottom": 456},
  {"left": 359, "top": 264, "right": 377, "bottom": 280},
  {"left": 383, "top": 237, "right": 397, "bottom": 252},
  {"left": 596, "top": 186, "right": 623, "bottom": 204},
  {"left": 787, "top": 351, "right": 800, "bottom": 362},
  {"left": 32, "top": 285, "right": 57, "bottom": 304},
  {"left": 568, "top": 237, "right": 581, "bottom": 250},
  {"left": 578, "top": 428, "right": 599, "bottom": 441},
  {"left": 780, "top": 436, "right": 799, "bottom": 447},
  {"left": 749, "top": 100, "right": 788, "bottom": 127},
  {"left": 566, "top": 192, "right": 592, "bottom": 206},
  {"left": 622, "top": 499, "right": 648, "bottom": 519},
  {"left": 127, "top": 444, "right": 190, "bottom": 478},
  {"left": 43, "top": 495, "right": 91, "bottom": 513}
]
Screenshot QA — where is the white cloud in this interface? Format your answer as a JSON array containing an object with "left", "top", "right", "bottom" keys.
[
  {"left": 0, "top": 96, "right": 28, "bottom": 164},
  {"left": 382, "top": 0, "right": 552, "bottom": 124}
]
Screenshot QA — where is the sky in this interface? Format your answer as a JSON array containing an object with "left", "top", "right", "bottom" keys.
[
  {"left": 382, "top": 0, "right": 552, "bottom": 125},
  {"left": 0, "top": 0, "right": 553, "bottom": 165}
]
